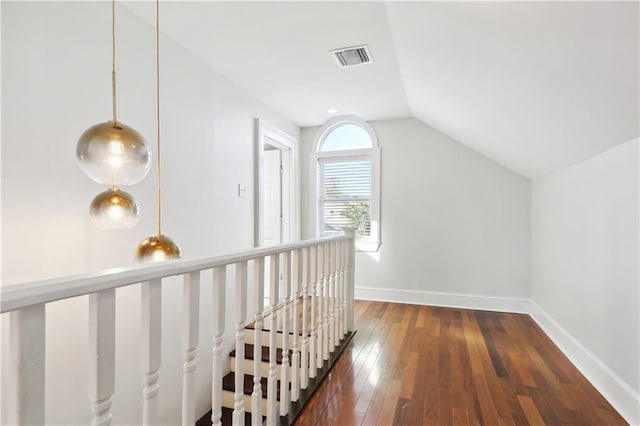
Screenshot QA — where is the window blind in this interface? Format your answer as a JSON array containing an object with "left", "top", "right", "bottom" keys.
[{"left": 319, "top": 159, "right": 372, "bottom": 238}]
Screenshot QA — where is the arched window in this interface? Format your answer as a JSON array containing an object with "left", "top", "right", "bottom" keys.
[
  {"left": 320, "top": 124, "right": 373, "bottom": 151},
  {"left": 311, "top": 116, "right": 381, "bottom": 252}
]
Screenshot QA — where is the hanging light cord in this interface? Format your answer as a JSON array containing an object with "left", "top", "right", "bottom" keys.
[
  {"left": 111, "top": 0, "right": 118, "bottom": 190},
  {"left": 155, "top": 0, "right": 162, "bottom": 237},
  {"left": 111, "top": 0, "right": 117, "bottom": 124}
]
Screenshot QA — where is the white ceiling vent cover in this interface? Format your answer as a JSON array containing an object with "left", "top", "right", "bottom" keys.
[{"left": 331, "top": 45, "right": 373, "bottom": 68}]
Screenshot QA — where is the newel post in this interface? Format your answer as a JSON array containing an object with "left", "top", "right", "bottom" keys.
[{"left": 343, "top": 227, "right": 357, "bottom": 332}]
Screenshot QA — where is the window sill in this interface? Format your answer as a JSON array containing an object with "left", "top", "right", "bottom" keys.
[{"left": 356, "top": 241, "right": 381, "bottom": 253}]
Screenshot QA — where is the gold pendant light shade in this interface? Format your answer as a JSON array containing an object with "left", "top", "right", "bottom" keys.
[
  {"left": 89, "top": 188, "right": 139, "bottom": 230},
  {"left": 135, "top": 234, "right": 181, "bottom": 262},
  {"left": 77, "top": 121, "right": 151, "bottom": 186}
]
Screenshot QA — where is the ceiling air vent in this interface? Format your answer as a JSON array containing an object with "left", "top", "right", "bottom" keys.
[{"left": 331, "top": 45, "right": 373, "bottom": 68}]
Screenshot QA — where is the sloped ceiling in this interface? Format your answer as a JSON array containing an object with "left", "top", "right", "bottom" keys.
[
  {"left": 124, "top": 1, "right": 411, "bottom": 126},
  {"left": 125, "top": 1, "right": 639, "bottom": 178},
  {"left": 386, "top": 2, "right": 639, "bottom": 178}
]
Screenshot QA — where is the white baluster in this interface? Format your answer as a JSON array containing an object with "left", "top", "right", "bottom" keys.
[
  {"left": 316, "top": 244, "right": 324, "bottom": 368},
  {"left": 182, "top": 272, "right": 200, "bottom": 426},
  {"left": 234, "top": 261, "right": 248, "bottom": 425},
  {"left": 267, "top": 255, "right": 279, "bottom": 425},
  {"left": 141, "top": 279, "right": 162, "bottom": 426},
  {"left": 342, "top": 238, "right": 348, "bottom": 336},
  {"left": 279, "top": 252, "right": 291, "bottom": 416},
  {"left": 322, "top": 243, "right": 330, "bottom": 361},
  {"left": 344, "top": 228, "right": 356, "bottom": 331},
  {"left": 211, "top": 267, "right": 226, "bottom": 426},
  {"left": 9, "top": 305, "right": 45, "bottom": 426},
  {"left": 334, "top": 240, "right": 341, "bottom": 344},
  {"left": 290, "top": 249, "right": 301, "bottom": 402},
  {"left": 309, "top": 246, "right": 317, "bottom": 378},
  {"left": 328, "top": 241, "right": 336, "bottom": 353},
  {"left": 336, "top": 240, "right": 344, "bottom": 341},
  {"left": 89, "top": 289, "right": 116, "bottom": 426},
  {"left": 251, "top": 258, "right": 265, "bottom": 426},
  {"left": 334, "top": 241, "right": 340, "bottom": 346},
  {"left": 300, "top": 247, "right": 310, "bottom": 388}
]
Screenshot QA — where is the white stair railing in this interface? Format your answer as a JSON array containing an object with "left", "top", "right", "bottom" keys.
[{"left": 1, "top": 231, "right": 356, "bottom": 426}]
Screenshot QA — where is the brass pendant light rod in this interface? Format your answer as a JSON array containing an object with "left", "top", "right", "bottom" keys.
[
  {"left": 111, "top": 0, "right": 118, "bottom": 191},
  {"left": 112, "top": 0, "right": 118, "bottom": 194},
  {"left": 111, "top": 0, "right": 118, "bottom": 124},
  {"left": 155, "top": 0, "right": 162, "bottom": 237}
]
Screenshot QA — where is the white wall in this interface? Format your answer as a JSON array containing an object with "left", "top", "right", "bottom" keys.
[
  {"left": 531, "top": 139, "right": 640, "bottom": 423},
  {"left": 1, "top": 2, "right": 298, "bottom": 424},
  {"left": 302, "top": 118, "right": 531, "bottom": 307}
]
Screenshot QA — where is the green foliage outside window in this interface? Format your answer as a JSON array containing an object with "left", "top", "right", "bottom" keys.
[{"left": 343, "top": 202, "right": 371, "bottom": 237}]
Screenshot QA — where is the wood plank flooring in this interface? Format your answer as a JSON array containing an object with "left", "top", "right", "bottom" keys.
[{"left": 293, "top": 301, "right": 627, "bottom": 426}]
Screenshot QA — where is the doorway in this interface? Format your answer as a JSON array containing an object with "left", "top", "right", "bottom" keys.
[
  {"left": 262, "top": 145, "right": 284, "bottom": 247},
  {"left": 255, "top": 119, "right": 298, "bottom": 247}
]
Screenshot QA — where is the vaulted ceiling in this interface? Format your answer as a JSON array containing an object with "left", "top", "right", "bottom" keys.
[{"left": 125, "top": 1, "right": 639, "bottom": 178}]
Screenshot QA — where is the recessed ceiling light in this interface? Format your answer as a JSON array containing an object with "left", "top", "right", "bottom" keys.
[{"left": 327, "top": 109, "right": 337, "bottom": 114}]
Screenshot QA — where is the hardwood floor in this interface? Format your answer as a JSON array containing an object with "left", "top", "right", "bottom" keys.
[{"left": 293, "top": 300, "right": 627, "bottom": 426}]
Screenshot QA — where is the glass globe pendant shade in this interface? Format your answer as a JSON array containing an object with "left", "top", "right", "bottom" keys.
[
  {"left": 77, "top": 121, "right": 151, "bottom": 186},
  {"left": 135, "top": 234, "right": 181, "bottom": 263},
  {"left": 89, "top": 188, "right": 140, "bottom": 230}
]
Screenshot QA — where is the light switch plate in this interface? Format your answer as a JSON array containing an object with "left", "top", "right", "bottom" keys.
[{"left": 238, "top": 184, "right": 247, "bottom": 198}]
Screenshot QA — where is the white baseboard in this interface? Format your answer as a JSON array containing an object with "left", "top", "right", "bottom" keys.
[
  {"left": 529, "top": 302, "right": 639, "bottom": 426},
  {"left": 354, "top": 286, "right": 530, "bottom": 314},
  {"left": 353, "top": 286, "right": 639, "bottom": 425}
]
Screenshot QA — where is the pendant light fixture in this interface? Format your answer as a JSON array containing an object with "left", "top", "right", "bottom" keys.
[
  {"left": 76, "top": 0, "right": 151, "bottom": 230},
  {"left": 135, "top": 0, "right": 181, "bottom": 262}
]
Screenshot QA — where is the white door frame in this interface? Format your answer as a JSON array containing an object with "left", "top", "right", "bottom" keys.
[{"left": 255, "top": 118, "right": 298, "bottom": 247}]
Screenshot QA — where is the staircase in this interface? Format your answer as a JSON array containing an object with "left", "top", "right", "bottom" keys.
[
  {"left": 2, "top": 233, "right": 356, "bottom": 426},
  {"left": 197, "top": 296, "right": 355, "bottom": 425}
]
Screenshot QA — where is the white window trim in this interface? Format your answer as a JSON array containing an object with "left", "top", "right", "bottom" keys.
[
  {"left": 309, "top": 116, "right": 381, "bottom": 252},
  {"left": 255, "top": 118, "right": 299, "bottom": 247}
]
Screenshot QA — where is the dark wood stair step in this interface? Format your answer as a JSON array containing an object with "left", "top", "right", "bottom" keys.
[
  {"left": 222, "top": 371, "right": 288, "bottom": 400},
  {"left": 230, "top": 343, "right": 295, "bottom": 364},
  {"left": 244, "top": 324, "right": 313, "bottom": 337}
]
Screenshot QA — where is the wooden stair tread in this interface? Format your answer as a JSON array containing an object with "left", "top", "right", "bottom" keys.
[
  {"left": 230, "top": 343, "right": 293, "bottom": 364},
  {"left": 244, "top": 324, "right": 313, "bottom": 336},
  {"left": 222, "top": 371, "right": 287, "bottom": 400}
]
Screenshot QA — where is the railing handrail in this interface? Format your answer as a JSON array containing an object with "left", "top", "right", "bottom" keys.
[{"left": 1, "top": 235, "right": 351, "bottom": 314}]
